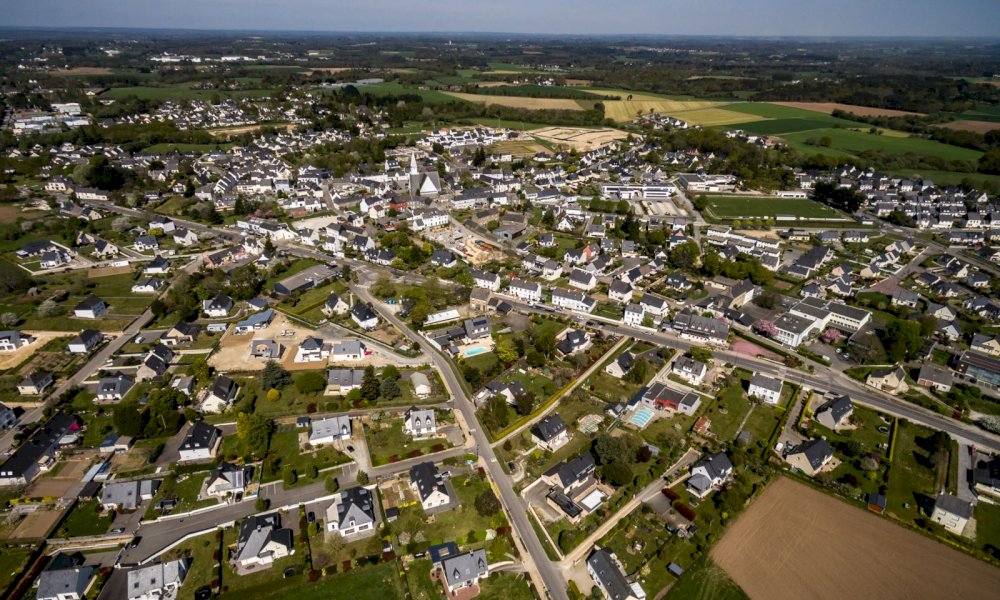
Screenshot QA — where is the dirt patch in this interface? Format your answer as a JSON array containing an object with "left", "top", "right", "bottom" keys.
[
  {"left": 27, "top": 457, "right": 94, "bottom": 498},
  {"left": 531, "top": 126, "right": 630, "bottom": 150},
  {"left": 728, "top": 339, "right": 781, "bottom": 362},
  {"left": 207, "top": 123, "right": 295, "bottom": 137},
  {"left": 771, "top": 102, "right": 924, "bottom": 118},
  {"left": 475, "top": 81, "right": 513, "bottom": 88},
  {"left": 88, "top": 265, "right": 133, "bottom": 278},
  {"left": 565, "top": 79, "right": 593, "bottom": 87},
  {"left": 939, "top": 120, "right": 1000, "bottom": 134},
  {"left": 492, "top": 139, "right": 550, "bottom": 158},
  {"left": 309, "top": 67, "right": 352, "bottom": 75},
  {"left": 0, "top": 331, "right": 74, "bottom": 370},
  {"left": 10, "top": 509, "right": 62, "bottom": 539},
  {"left": 442, "top": 92, "right": 590, "bottom": 111},
  {"left": 712, "top": 477, "right": 1000, "bottom": 600}
]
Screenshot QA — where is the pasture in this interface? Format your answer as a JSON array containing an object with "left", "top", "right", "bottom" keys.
[
  {"left": 441, "top": 92, "right": 592, "bottom": 111},
  {"left": 704, "top": 196, "right": 842, "bottom": 219},
  {"left": 712, "top": 477, "right": 1000, "bottom": 600},
  {"left": 771, "top": 102, "right": 924, "bottom": 117},
  {"left": 101, "top": 86, "right": 276, "bottom": 101},
  {"left": 670, "top": 107, "right": 768, "bottom": 126},
  {"left": 780, "top": 127, "right": 984, "bottom": 161}
]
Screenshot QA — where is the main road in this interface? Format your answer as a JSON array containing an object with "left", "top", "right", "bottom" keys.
[{"left": 353, "top": 283, "right": 569, "bottom": 600}]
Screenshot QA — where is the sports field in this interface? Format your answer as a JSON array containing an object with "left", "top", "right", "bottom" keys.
[
  {"left": 712, "top": 477, "right": 1000, "bottom": 600},
  {"left": 704, "top": 196, "right": 841, "bottom": 219}
]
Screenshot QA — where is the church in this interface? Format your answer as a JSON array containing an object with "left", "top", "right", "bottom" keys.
[{"left": 408, "top": 151, "right": 441, "bottom": 198}]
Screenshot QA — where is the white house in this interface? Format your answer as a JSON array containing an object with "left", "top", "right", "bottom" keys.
[
  {"left": 178, "top": 422, "right": 220, "bottom": 462},
  {"left": 235, "top": 513, "right": 294, "bottom": 569},
  {"left": 686, "top": 452, "right": 733, "bottom": 499},
  {"left": 126, "top": 559, "right": 188, "bottom": 600},
  {"left": 73, "top": 296, "right": 108, "bottom": 319},
  {"left": 294, "top": 337, "right": 331, "bottom": 363},
  {"left": 351, "top": 303, "right": 379, "bottom": 330},
  {"left": 309, "top": 415, "right": 352, "bottom": 445},
  {"left": 748, "top": 373, "right": 783, "bottom": 405},
  {"left": 930, "top": 493, "right": 973, "bottom": 535},
  {"left": 508, "top": 279, "right": 542, "bottom": 303},
  {"left": 326, "top": 487, "right": 377, "bottom": 537},
  {"left": 410, "top": 462, "right": 451, "bottom": 511},
  {"left": 531, "top": 414, "right": 569, "bottom": 451},
  {"left": 202, "top": 293, "right": 233, "bottom": 318},
  {"left": 331, "top": 340, "right": 365, "bottom": 362}
]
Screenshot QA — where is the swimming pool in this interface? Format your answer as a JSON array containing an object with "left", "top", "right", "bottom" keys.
[
  {"left": 464, "top": 347, "right": 488, "bottom": 358},
  {"left": 629, "top": 406, "right": 655, "bottom": 428}
]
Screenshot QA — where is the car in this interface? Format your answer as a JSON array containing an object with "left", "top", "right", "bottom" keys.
[
  {"left": 307, "top": 512, "right": 315, "bottom": 523},
  {"left": 440, "top": 470, "right": 451, "bottom": 479},
  {"left": 194, "top": 586, "right": 212, "bottom": 600},
  {"left": 128, "top": 536, "right": 142, "bottom": 549},
  {"left": 346, "top": 445, "right": 355, "bottom": 453},
  {"left": 111, "top": 527, "right": 125, "bottom": 534}
]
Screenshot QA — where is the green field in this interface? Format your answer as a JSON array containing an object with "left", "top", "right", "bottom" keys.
[
  {"left": 781, "top": 128, "right": 983, "bottom": 162},
  {"left": 355, "top": 81, "right": 458, "bottom": 104},
  {"left": 468, "top": 84, "right": 609, "bottom": 100},
  {"left": 704, "top": 196, "right": 842, "bottom": 219},
  {"left": 54, "top": 499, "right": 113, "bottom": 538},
  {"left": 667, "top": 558, "right": 750, "bottom": 600},
  {"left": 101, "top": 86, "right": 278, "bottom": 101}
]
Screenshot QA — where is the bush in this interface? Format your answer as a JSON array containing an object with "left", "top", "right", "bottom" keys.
[{"left": 267, "top": 388, "right": 280, "bottom": 402}]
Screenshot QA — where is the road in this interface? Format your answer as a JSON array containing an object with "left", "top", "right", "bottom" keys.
[{"left": 353, "top": 283, "right": 569, "bottom": 600}]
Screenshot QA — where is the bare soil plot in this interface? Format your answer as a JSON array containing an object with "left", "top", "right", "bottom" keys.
[
  {"left": 87, "top": 265, "right": 133, "bottom": 278},
  {"left": 492, "top": 139, "right": 551, "bottom": 157},
  {"left": 309, "top": 67, "right": 352, "bottom": 74},
  {"left": 939, "top": 120, "right": 1000, "bottom": 134},
  {"left": 10, "top": 509, "right": 61, "bottom": 539},
  {"left": 26, "top": 457, "right": 93, "bottom": 498},
  {"left": 712, "top": 477, "right": 1000, "bottom": 600},
  {"left": 531, "top": 126, "right": 630, "bottom": 150},
  {"left": 0, "top": 331, "right": 73, "bottom": 370},
  {"left": 209, "top": 314, "right": 314, "bottom": 372},
  {"left": 442, "top": 92, "right": 590, "bottom": 111},
  {"left": 771, "top": 101, "right": 924, "bottom": 117}
]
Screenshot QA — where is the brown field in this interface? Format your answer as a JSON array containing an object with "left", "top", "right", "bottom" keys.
[
  {"left": 939, "top": 119, "right": 1000, "bottom": 134},
  {"left": 531, "top": 126, "right": 630, "bottom": 150},
  {"left": 309, "top": 67, "right": 352, "bottom": 74},
  {"left": 565, "top": 79, "right": 593, "bottom": 87},
  {"left": 771, "top": 101, "right": 924, "bottom": 117},
  {"left": 441, "top": 92, "right": 590, "bottom": 111},
  {"left": 712, "top": 477, "right": 1000, "bottom": 600},
  {"left": 88, "top": 265, "right": 133, "bottom": 278},
  {"left": 50, "top": 67, "right": 114, "bottom": 76},
  {"left": 207, "top": 123, "right": 295, "bottom": 137},
  {"left": 0, "top": 332, "right": 73, "bottom": 370},
  {"left": 475, "top": 81, "right": 513, "bottom": 88},
  {"left": 492, "top": 139, "right": 550, "bottom": 158},
  {"left": 10, "top": 510, "right": 62, "bottom": 539}
]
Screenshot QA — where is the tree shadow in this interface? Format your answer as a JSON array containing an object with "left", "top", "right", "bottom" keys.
[{"left": 913, "top": 492, "right": 936, "bottom": 516}]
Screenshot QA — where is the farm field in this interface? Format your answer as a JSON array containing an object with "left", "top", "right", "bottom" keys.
[
  {"left": 585, "top": 89, "right": 726, "bottom": 122},
  {"left": 780, "top": 127, "right": 983, "bottom": 162},
  {"left": 441, "top": 92, "right": 592, "bottom": 111},
  {"left": 492, "top": 138, "right": 551, "bottom": 157},
  {"left": 939, "top": 120, "right": 1000, "bottom": 134},
  {"left": 712, "top": 477, "right": 1000, "bottom": 600},
  {"left": 101, "top": 86, "right": 277, "bottom": 101},
  {"left": 885, "top": 169, "right": 1000, "bottom": 186},
  {"left": 770, "top": 102, "right": 924, "bottom": 117},
  {"left": 357, "top": 81, "right": 460, "bottom": 104},
  {"left": 704, "top": 196, "right": 843, "bottom": 219}
]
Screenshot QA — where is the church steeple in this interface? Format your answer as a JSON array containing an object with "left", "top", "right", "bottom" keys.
[{"left": 410, "top": 151, "right": 418, "bottom": 175}]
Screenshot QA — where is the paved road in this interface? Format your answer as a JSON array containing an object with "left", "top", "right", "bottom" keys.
[{"left": 353, "top": 284, "right": 569, "bottom": 600}]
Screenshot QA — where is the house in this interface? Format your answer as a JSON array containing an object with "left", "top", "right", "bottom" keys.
[
  {"left": 930, "top": 493, "right": 973, "bottom": 535},
  {"left": 403, "top": 407, "right": 436, "bottom": 438},
  {"left": 971, "top": 333, "right": 1000, "bottom": 357},
  {"left": 786, "top": 438, "right": 834, "bottom": 476},
  {"left": 588, "top": 548, "right": 644, "bottom": 600},
  {"left": 143, "top": 255, "right": 171, "bottom": 274},
  {"left": 178, "top": 422, "right": 221, "bottom": 462},
  {"left": 134, "top": 235, "right": 159, "bottom": 252},
  {"left": 205, "top": 462, "right": 252, "bottom": 498},
  {"left": 470, "top": 269, "right": 502, "bottom": 292},
  {"left": 101, "top": 479, "right": 159, "bottom": 511},
  {"left": 73, "top": 295, "right": 107, "bottom": 319},
  {"left": 531, "top": 414, "right": 569, "bottom": 451},
  {"left": 131, "top": 277, "right": 166, "bottom": 294},
  {"left": 687, "top": 452, "right": 733, "bottom": 499},
  {"left": 126, "top": 559, "right": 189, "bottom": 600},
  {"left": 331, "top": 340, "right": 366, "bottom": 362},
  {"left": 813, "top": 395, "right": 854, "bottom": 431},
  {"left": 410, "top": 372, "right": 431, "bottom": 398},
  {"left": 309, "top": 415, "right": 352, "bottom": 445},
  {"left": 0, "top": 414, "right": 78, "bottom": 486},
  {"left": 202, "top": 293, "right": 234, "bottom": 318},
  {"left": 162, "top": 322, "right": 200, "bottom": 346},
  {"left": 641, "top": 383, "right": 701, "bottom": 416},
  {"left": 973, "top": 455, "right": 1000, "bottom": 500},
  {"left": 68, "top": 329, "right": 102, "bottom": 354},
  {"left": 326, "top": 486, "right": 377, "bottom": 537},
  {"left": 136, "top": 344, "right": 172, "bottom": 382},
  {"left": 235, "top": 513, "right": 294, "bottom": 569},
  {"left": 173, "top": 228, "right": 199, "bottom": 246},
  {"left": 96, "top": 374, "right": 134, "bottom": 403},
  {"left": 440, "top": 549, "right": 489, "bottom": 594},
  {"left": 0, "top": 402, "right": 15, "bottom": 429},
  {"left": 557, "top": 330, "right": 591, "bottom": 355},
  {"left": 604, "top": 351, "right": 634, "bottom": 379},
  {"left": 463, "top": 316, "right": 492, "bottom": 341},
  {"left": 551, "top": 288, "right": 596, "bottom": 313},
  {"left": 671, "top": 357, "right": 707, "bottom": 386},
  {"left": 508, "top": 279, "right": 542, "bottom": 303},
  {"left": 202, "top": 375, "right": 239, "bottom": 413},
  {"left": 273, "top": 265, "right": 338, "bottom": 296},
  {"left": 410, "top": 461, "right": 451, "bottom": 511},
  {"left": 747, "top": 373, "right": 782, "bottom": 405},
  {"left": 322, "top": 293, "right": 349, "bottom": 317},
  {"left": 234, "top": 309, "right": 275, "bottom": 335},
  {"left": 36, "top": 566, "right": 94, "bottom": 600},
  {"left": 17, "top": 371, "right": 53, "bottom": 395},
  {"left": 295, "top": 337, "right": 331, "bottom": 363},
  {"left": 326, "top": 369, "right": 364, "bottom": 395},
  {"left": 351, "top": 302, "right": 379, "bottom": 330},
  {"left": 250, "top": 339, "right": 281, "bottom": 360},
  {"left": 569, "top": 268, "right": 597, "bottom": 291},
  {"left": 917, "top": 363, "right": 954, "bottom": 393},
  {"left": 542, "top": 453, "right": 596, "bottom": 495},
  {"left": 639, "top": 294, "right": 669, "bottom": 317},
  {"left": 608, "top": 279, "right": 633, "bottom": 304},
  {"left": 430, "top": 249, "right": 457, "bottom": 268},
  {"left": 866, "top": 365, "right": 909, "bottom": 395},
  {"left": 0, "top": 330, "right": 36, "bottom": 354},
  {"left": 673, "top": 311, "right": 729, "bottom": 346}
]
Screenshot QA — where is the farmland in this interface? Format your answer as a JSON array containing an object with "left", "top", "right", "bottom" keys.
[
  {"left": 770, "top": 102, "right": 924, "bottom": 117},
  {"left": 441, "top": 92, "right": 592, "bottom": 111},
  {"left": 780, "top": 128, "right": 984, "bottom": 162},
  {"left": 101, "top": 86, "right": 277, "bottom": 101},
  {"left": 712, "top": 477, "right": 1000, "bottom": 600},
  {"left": 703, "top": 196, "right": 843, "bottom": 220}
]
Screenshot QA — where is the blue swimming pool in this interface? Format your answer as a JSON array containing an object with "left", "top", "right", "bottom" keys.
[
  {"left": 464, "top": 347, "right": 488, "bottom": 358},
  {"left": 629, "top": 406, "right": 655, "bottom": 428}
]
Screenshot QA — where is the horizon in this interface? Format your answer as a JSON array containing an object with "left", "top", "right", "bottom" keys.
[{"left": 2, "top": 0, "right": 999, "bottom": 38}]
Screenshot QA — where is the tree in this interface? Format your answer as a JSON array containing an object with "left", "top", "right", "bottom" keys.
[
  {"left": 361, "top": 365, "right": 380, "bottom": 403},
  {"left": 283, "top": 467, "right": 298, "bottom": 487},
  {"left": 689, "top": 348, "right": 713, "bottom": 363},
  {"left": 113, "top": 402, "right": 145, "bottom": 437},
  {"left": 0, "top": 312, "right": 18, "bottom": 327},
  {"left": 495, "top": 337, "right": 518, "bottom": 364},
  {"left": 295, "top": 371, "right": 327, "bottom": 395},
  {"left": 474, "top": 489, "right": 501, "bottom": 517},
  {"left": 881, "top": 318, "right": 922, "bottom": 362},
  {"left": 593, "top": 433, "right": 628, "bottom": 466},
  {"left": 462, "top": 363, "right": 481, "bottom": 385},
  {"left": 669, "top": 241, "right": 700, "bottom": 272},
  {"left": 255, "top": 496, "right": 270, "bottom": 512},
  {"left": 919, "top": 315, "right": 938, "bottom": 337},
  {"left": 602, "top": 460, "right": 633, "bottom": 486},
  {"left": 526, "top": 349, "right": 545, "bottom": 368},
  {"left": 819, "top": 328, "right": 843, "bottom": 344},
  {"left": 190, "top": 357, "right": 211, "bottom": 384},
  {"left": 37, "top": 298, "right": 61, "bottom": 317},
  {"left": 382, "top": 365, "right": 400, "bottom": 381},
  {"left": 514, "top": 391, "right": 536, "bottom": 417},
  {"left": 624, "top": 359, "right": 649, "bottom": 385},
  {"left": 357, "top": 471, "right": 369, "bottom": 485},
  {"left": 236, "top": 413, "right": 273, "bottom": 456},
  {"left": 379, "top": 376, "right": 400, "bottom": 400},
  {"left": 261, "top": 360, "right": 291, "bottom": 390},
  {"left": 755, "top": 320, "right": 778, "bottom": 337}
]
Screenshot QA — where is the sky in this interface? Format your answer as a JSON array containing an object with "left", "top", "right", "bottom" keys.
[{"left": 1, "top": 0, "right": 999, "bottom": 37}]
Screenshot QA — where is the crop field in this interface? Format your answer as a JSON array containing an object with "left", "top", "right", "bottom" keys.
[
  {"left": 780, "top": 127, "right": 983, "bottom": 161},
  {"left": 939, "top": 120, "right": 1000, "bottom": 134},
  {"left": 593, "top": 90, "right": 726, "bottom": 122},
  {"left": 669, "top": 107, "right": 769, "bottom": 126},
  {"left": 101, "top": 86, "right": 277, "bottom": 101},
  {"left": 770, "top": 102, "right": 924, "bottom": 117},
  {"left": 492, "top": 139, "right": 551, "bottom": 157},
  {"left": 712, "top": 477, "right": 1000, "bottom": 600},
  {"left": 442, "top": 92, "right": 592, "bottom": 111},
  {"left": 704, "top": 196, "right": 842, "bottom": 219},
  {"left": 467, "top": 84, "right": 608, "bottom": 99}
]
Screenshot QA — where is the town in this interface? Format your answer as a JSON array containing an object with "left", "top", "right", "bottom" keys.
[{"left": 0, "top": 25, "right": 1000, "bottom": 600}]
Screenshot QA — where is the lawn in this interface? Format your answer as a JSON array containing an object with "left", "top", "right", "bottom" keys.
[
  {"left": 403, "top": 558, "right": 441, "bottom": 600},
  {"left": 666, "top": 558, "right": 749, "bottom": 600},
  {"left": 885, "top": 420, "right": 940, "bottom": 525},
  {"left": 364, "top": 418, "right": 452, "bottom": 466},
  {"left": 975, "top": 502, "right": 1000, "bottom": 562},
  {"left": 598, "top": 508, "right": 679, "bottom": 598},
  {"left": 704, "top": 196, "right": 842, "bottom": 219},
  {"left": 477, "top": 572, "right": 535, "bottom": 600},
  {"left": 144, "top": 471, "right": 216, "bottom": 519},
  {"left": 706, "top": 383, "right": 751, "bottom": 442},
  {"left": 53, "top": 499, "right": 112, "bottom": 538},
  {"left": 781, "top": 127, "right": 983, "bottom": 162},
  {"left": 0, "top": 546, "right": 35, "bottom": 596},
  {"left": 740, "top": 403, "right": 785, "bottom": 451},
  {"left": 271, "top": 562, "right": 407, "bottom": 600},
  {"left": 262, "top": 426, "right": 350, "bottom": 486}
]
